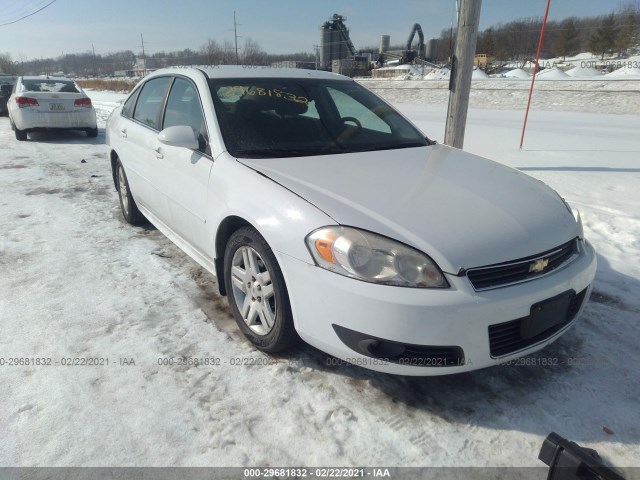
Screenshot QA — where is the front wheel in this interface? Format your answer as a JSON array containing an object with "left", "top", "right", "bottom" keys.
[
  {"left": 224, "top": 227, "right": 298, "bottom": 352},
  {"left": 86, "top": 127, "right": 98, "bottom": 138}
]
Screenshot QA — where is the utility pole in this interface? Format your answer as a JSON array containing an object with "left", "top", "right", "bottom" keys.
[
  {"left": 140, "top": 33, "right": 147, "bottom": 75},
  {"left": 444, "top": 0, "right": 482, "bottom": 149},
  {"left": 91, "top": 43, "right": 97, "bottom": 77},
  {"left": 313, "top": 44, "right": 320, "bottom": 70},
  {"left": 234, "top": 11, "right": 240, "bottom": 64}
]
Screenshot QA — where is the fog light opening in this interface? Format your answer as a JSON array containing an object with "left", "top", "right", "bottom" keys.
[{"left": 359, "top": 339, "right": 405, "bottom": 358}]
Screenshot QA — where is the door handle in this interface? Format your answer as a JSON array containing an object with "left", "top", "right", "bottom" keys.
[
  {"left": 154, "top": 147, "right": 164, "bottom": 159},
  {"left": 120, "top": 129, "right": 127, "bottom": 138}
]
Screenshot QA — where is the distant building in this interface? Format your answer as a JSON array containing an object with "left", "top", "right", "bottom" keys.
[
  {"left": 114, "top": 58, "right": 153, "bottom": 77},
  {"left": 475, "top": 54, "right": 495, "bottom": 69},
  {"left": 271, "top": 61, "right": 317, "bottom": 70},
  {"left": 331, "top": 57, "right": 368, "bottom": 77},
  {"left": 319, "top": 14, "right": 357, "bottom": 70}
]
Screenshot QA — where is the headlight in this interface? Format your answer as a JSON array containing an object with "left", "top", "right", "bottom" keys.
[{"left": 305, "top": 226, "right": 449, "bottom": 288}]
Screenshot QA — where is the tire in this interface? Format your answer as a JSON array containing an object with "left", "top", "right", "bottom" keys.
[
  {"left": 224, "top": 226, "right": 298, "bottom": 352},
  {"left": 15, "top": 127, "right": 27, "bottom": 141},
  {"left": 86, "top": 127, "right": 98, "bottom": 138},
  {"left": 115, "top": 159, "right": 144, "bottom": 225}
]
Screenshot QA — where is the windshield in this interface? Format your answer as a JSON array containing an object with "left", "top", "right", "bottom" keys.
[{"left": 208, "top": 77, "right": 428, "bottom": 158}]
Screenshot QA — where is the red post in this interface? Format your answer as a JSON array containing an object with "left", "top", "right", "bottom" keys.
[{"left": 519, "top": 0, "right": 552, "bottom": 150}]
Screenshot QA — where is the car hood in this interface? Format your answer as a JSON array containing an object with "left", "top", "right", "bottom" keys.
[{"left": 238, "top": 145, "right": 579, "bottom": 273}]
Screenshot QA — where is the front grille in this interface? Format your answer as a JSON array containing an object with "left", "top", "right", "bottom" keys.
[
  {"left": 488, "top": 287, "right": 588, "bottom": 357},
  {"left": 467, "top": 238, "right": 579, "bottom": 291},
  {"left": 567, "top": 288, "right": 588, "bottom": 320}
]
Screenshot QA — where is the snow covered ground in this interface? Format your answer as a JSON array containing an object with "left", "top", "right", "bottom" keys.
[
  {"left": 360, "top": 78, "right": 640, "bottom": 114},
  {"left": 1, "top": 83, "right": 639, "bottom": 474}
]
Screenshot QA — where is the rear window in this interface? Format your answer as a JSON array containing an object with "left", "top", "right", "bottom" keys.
[
  {"left": 133, "top": 76, "right": 171, "bottom": 130},
  {"left": 22, "top": 80, "right": 80, "bottom": 93}
]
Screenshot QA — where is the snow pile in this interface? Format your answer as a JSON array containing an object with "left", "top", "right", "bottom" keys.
[
  {"left": 472, "top": 67, "right": 489, "bottom": 80},
  {"left": 543, "top": 52, "right": 598, "bottom": 66},
  {"left": 536, "top": 67, "right": 570, "bottom": 80},
  {"left": 564, "top": 52, "right": 598, "bottom": 61},
  {"left": 566, "top": 65, "right": 603, "bottom": 78},
  {"left": 373, "top": 64, "right": 427, "bottom": 80},
  {"left": 504, "top": 68, "right": 530, "bottom": 79},
  {"left": 423, "top": 68, "right": 451, "bottom": 80},
  {"left": 606, "top": 65, "right": 640, "bottom": 78},
  {"left": 362, "top": 78, "right": 640, "bottom": 114}
]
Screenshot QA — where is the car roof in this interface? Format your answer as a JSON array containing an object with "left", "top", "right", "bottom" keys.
[{"left": 152, "top": 65, "right": 349, "bottom": 81}]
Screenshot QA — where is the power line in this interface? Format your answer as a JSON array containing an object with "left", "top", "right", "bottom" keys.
[
  {"left": 0, "top": 0, "right": 34, "bottom": 22},
  {"left": 0, "top": 0, "right": 57, "bottom": 27}
]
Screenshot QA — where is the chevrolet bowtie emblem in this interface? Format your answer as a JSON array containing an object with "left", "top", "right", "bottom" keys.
[{"left": 530, "top": 258, "right": 549, "bottom": 273}]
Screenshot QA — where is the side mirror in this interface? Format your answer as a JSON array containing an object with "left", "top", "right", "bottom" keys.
[{"left": 158, "top": 125, "right": 198, "bottom": 150}]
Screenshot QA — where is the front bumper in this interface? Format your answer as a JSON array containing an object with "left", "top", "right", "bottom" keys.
[{"left": 277, "top": 239, "right": 597, "bottom": 376}]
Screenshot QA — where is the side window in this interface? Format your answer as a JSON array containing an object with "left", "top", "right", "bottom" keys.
[
  {"left": 132, "top": 77, "right": 171, "bottom": 129},
  {"left": 121, "top": 88, "right": 141, "bottom": 118},
  {"left": 163, "top": 78, "right": 209, "bottom": 154},
  {"left": 327, "top": 87, "right": 391, "bottom": 134}
]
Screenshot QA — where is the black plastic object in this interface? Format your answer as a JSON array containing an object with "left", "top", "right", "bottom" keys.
[{"left": 539, "top": 432, "right": 626, "bottom": 480}]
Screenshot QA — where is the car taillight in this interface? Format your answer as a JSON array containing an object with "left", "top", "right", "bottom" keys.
[
  {"left": 74, "top": 98, "right": 92, "bottom": 108},
  {"left": 16, "top": 97, "right": 39, "bottom": 108}
]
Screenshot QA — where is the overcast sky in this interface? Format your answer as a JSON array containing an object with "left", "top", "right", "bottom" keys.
[{"left": 0, "top": 0, "right": 629, "bottom": 60}]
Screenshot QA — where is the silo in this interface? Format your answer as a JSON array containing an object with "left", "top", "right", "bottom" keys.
[
  {"left": 379, "top": 35, "right": 390, "bottom": 54},
  {"left": 320, "top": 22, "right": 331, "bottom": 69},
  {"left": 331, "top": 28, "right": 342, "bottom": 61},
  {"left": 425, "top": 39, "right": 438, "bottom": 62}
]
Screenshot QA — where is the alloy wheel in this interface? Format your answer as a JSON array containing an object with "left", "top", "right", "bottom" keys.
[{"left": 230, "top": 245, "right": 277, "bottom": 335}]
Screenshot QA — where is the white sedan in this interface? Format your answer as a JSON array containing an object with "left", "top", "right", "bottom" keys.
[
  {"left": 8, "top": 76, "right": 97, "bottom": 140},
  {"left": 106, "top": 66, "right": 596, "bottom": 375}
]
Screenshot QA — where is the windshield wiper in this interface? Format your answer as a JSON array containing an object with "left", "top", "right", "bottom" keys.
[
  {"left": 234, "top": 147, "right": 342, "bottom": 158},
  {"left": 353, "top": 142, "right": 428, "bottom": 153}
]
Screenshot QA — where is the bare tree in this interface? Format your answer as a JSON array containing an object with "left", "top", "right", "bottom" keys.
[
  {"left": 221, "top": 40, "right": 236, "bottom": 65},
  {"left": 1, "top": 52, "right": 14, "bottom": 74},
  {"left": 615, "top": 2, "right": 640, "bottom": 55},
  {"left": 554, "top": 17, "right": 580, "bottom": 60},
  {"left": 242, "top": 38, "right": 266, "bottom": 66},
  {"left": 588, "top": 13, "right": 619, "bottom": 58},
  {"left": 201, "top": 39, "right": 222, "bottom": 65}
]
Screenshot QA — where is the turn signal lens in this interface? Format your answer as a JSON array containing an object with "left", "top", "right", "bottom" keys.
[{"left": 315, "top": 237, "right": 336, "bottom": 263}]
